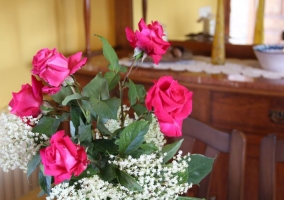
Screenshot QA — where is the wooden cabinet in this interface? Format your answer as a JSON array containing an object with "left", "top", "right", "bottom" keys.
[{"left": 74, "top": 54, "right": 284, "bottom": 200}]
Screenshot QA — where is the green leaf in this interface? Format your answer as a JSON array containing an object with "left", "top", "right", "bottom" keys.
[
  {"left": 62, "top": 93, "right": 88, "bottom": 106},
  {"left": 127, "top": 80, "right": 146, "bottom": 106},
  {"left": 104, "top": 71, "right": 120, "bottom": 90},
  {"left": 162, "top": 139, "right": 184, "bottom": 163},
  {"left": 82, "top": 72, "right": 110, "bottom": 100},
  {"left": 95, "top": 35, "right": 126, "bottom": 73},
  {"left": 51, "top": 86, "right": 73, "bottom": 104},
  {"left": 81, "top": 99, "right": 93, "bottom": 123},
  {"left": 176, "top": 160, "right": 189, "bottom": 184},
  {"left": 32, "top": 116, "right": 61, "bottom": 136},
  {"left": 187, "top": 154, "right": 214, "bottom": 185},
  {"left": 38, "top": 170, "right": 52, "bottom": 195},
  {"left": 90, "top": 97, "right": 120, "bottom": 120},
  {"left": 99, "top": 164, "right": 118, "bottom": 182},
  {"left": 96, "top": 123, "right": 112, "bottom": 136},
  {"left": 93, "top": 139, "right": 118, "bottom": 154},
  {"left": 117, "top": 170, "right": 143, "bottom": 191},
  {"left": 136, "top": 84, "right": 146, "bottom": 103},
  {"left": 130, "top": 147, "right": 156, "bottom": 158},
  {"left": 128, "top": 79, "right": 138, "bottom": 106},
  {"left": 70, "top": 105, "right": 84, "bottom": 134},
  {"left": 132, "top": 104, "right": 147, "bottom": 117},
  {"left": 37, "top": 190, "right": 46, "bottom": 197},
  {"left": 71, "top": 165, "right": 99, "bottom": 181},
  {"left": 118, "top": 65, "right": 127, "bottom": 73},
  {"left": 126, "top": 79, "right": 146, "bottom": 106},
  {"left": 113, "top": 127, "right": 124, "bottom": 139},
  {"left": 78, "top": 124, "right": 93, "bottom": 142},
  {"left": 118, "top": 121, "right": 149, "bottom": 156},
  {"left": 27, "top": 153, "right": 41, "bottom": 178},
  {"left": 140, "top": 142, "right": 158, "bottom": 152}
]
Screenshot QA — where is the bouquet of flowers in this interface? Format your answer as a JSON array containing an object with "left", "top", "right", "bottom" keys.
[{"left": 0, "top": 19, "right": 213, "bottom": 200}]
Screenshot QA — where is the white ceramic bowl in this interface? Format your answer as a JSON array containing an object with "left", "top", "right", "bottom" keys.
[{"left": 253, "top": 44, "right": 284, "bottom": 73}]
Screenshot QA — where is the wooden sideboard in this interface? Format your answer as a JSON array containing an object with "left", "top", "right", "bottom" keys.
[{"left": 74, "top": 53, "right": 284, "bottom": 200}]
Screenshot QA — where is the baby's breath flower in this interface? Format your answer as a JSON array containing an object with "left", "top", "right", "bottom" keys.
[
  {"left": 144, "top": 114, "right": 166, "bottom": 150},
  {"left": 0, "top": 111, "right": 48, "bottom": 172}
]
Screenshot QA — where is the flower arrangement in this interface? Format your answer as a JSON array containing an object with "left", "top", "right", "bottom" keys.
[{"left": 0, "top": 19, "right": 214, "bottom": 200}]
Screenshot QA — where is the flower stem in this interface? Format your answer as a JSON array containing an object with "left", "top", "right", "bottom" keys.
[
  {"left": 122, "top": 59, "right": 137, "bottom": 86},
  {"left": 119, "top": 59, "right": 137, "bottom": 128},
  {"left": 70, "top": 86, "right": 89, "bottom": 123},
  {"left": 118, "top": 81, "right": 125, "bottom": 128}
]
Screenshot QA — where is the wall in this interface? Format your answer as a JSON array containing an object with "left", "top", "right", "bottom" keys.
[
  {"left": 0, "top": 0, "right": 115, "bottom": 109},
  {"left": 133, "top": 0, "right": 217, "bottom": 40}
]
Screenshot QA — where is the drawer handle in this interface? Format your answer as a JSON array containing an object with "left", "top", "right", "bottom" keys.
[{"left": 269, "top": 110, "right": 284, "bottom": 124}]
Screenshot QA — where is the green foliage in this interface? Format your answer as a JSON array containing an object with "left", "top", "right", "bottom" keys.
[
  {"left": 90, "top": 97, "right": 121, "bottom": 120},
  {"left": 187, "top": 154, "right": 214, "bottom": 185},
  {"left": 162, "top": 139, "right": 183, "bottom": 163},
  {"left": 92, "top": 139, "right": 118, "bottom": 155},
  {"left": 131, "top": 104, "right": 147, "bottom": 117},
  {"left": 83, "top": 72, "right": 110, "bottom": 100},
  {"left": 52, "top": 86, "right": 73, "bottom": 104},
  {"left": 95, "top": 35, "right": 127, "bottom": 74},
  {"left": 78, "top": 124, "right": 93, "bottom": 142},
  {"left": 99, "top": 164, "right": 118, "bottom": 182},
  {"left": 70, "top": 105, "right": 84, "bottom": 134},
  {"left": 32, "top": 116, "right": 62, "bottom": 137},
  {"left": 118, "top": 121, "right": 149, "bottom": 156},
  {"left": 104, "top": 71, "right": 121, "bottom": 90},
  {"left": 127, "top": 79, "right": 146, "bottom": 106},
  {"left": 71, "top": 165, "right": 99, "bottom": 181},
  {"left": 117, "top": 170, "right": 143, "bottom": 192},
  {"left": 62, "top": 93, "right": 88, "bottom": 106},
  {"left": 38, "top": 170, "right": 52, "bottom": 195},
  {"left": 27, "top": 153, "right": 41, "bottom": 178}
]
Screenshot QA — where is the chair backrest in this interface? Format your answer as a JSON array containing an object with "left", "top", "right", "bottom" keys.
[
  {"left": 259, "top": 134, "right": 284, "bottom": 200},
  {"left": 169, "top": 117, "right": 246, "bottom": 200}
]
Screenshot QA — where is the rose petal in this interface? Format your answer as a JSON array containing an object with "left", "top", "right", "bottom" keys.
[
  {"left": 39, "top": 64, "right": 69, "bottom": 87},
  {"left": 67, "top": 52, "right": 87, "bottom": 75},
  {"left": 159, "top": 118, "right": 183, "bottom": 137}
]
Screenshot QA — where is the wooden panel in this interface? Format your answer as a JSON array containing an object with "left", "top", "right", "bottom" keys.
[
  {"left": 208, "top": 90, "right": 284, "bottom": 200},
  {"left": 169, "top": 40, "right": 257, "bottom": 59},
  {"left": 210, "top": 91, "right": 284, "bottom": 134},
  {"left": 114, "top": 0, "right": 133, "bottom": 50},
  {"left": 189, "top": 88, "right": 211, "bottom": 123},
  {"left": 276, "top": 163, "right": 284, "bottom": 200}
]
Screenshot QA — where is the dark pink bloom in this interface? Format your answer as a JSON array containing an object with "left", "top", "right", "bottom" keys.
[
  {"left": 31, "top": 48, "right": 87, "bottom": 92},
  {"left": 125, "top": 18, "right": 170, "bottom": 64},
  {"left": 145, "top": 76, "right": 193, "bottom": 137},
  {"left": 40, "top": 130, "right": 89, "bottom": 184},
  {"left": 9, "top": 76, "right": 43, "bottom": 118}
]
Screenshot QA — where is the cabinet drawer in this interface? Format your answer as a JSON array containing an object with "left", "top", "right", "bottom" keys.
[{"left": 210, "top": 91, "right": 284, "bottom": 134}]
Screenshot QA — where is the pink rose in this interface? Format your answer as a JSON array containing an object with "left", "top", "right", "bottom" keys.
[
  {"left": 125, "top": 18, "right": 170, "bottom": 64},
  {"left": 145, "top": 76, "right": 193, "bottom": 137},
  {"left": 40, "top": 130, "right": 89, "bottom": 184},
  {"left": 9, "top": 75, "right": 43, "bottom": 118},
  {"left": 31, "top": 48, "right": 87, "bottom": 91}
]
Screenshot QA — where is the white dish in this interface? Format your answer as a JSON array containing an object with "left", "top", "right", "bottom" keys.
[{"left": 253, "top": 44, "right": 284, "bottom": 73}]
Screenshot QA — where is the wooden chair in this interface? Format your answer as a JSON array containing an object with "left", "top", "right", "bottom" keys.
[
  {"left": 168, "top": 117, "right": 246, "bottom": 200},
  {"left": 259, "top": 134, "right": 284, "bottom": 200}
]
